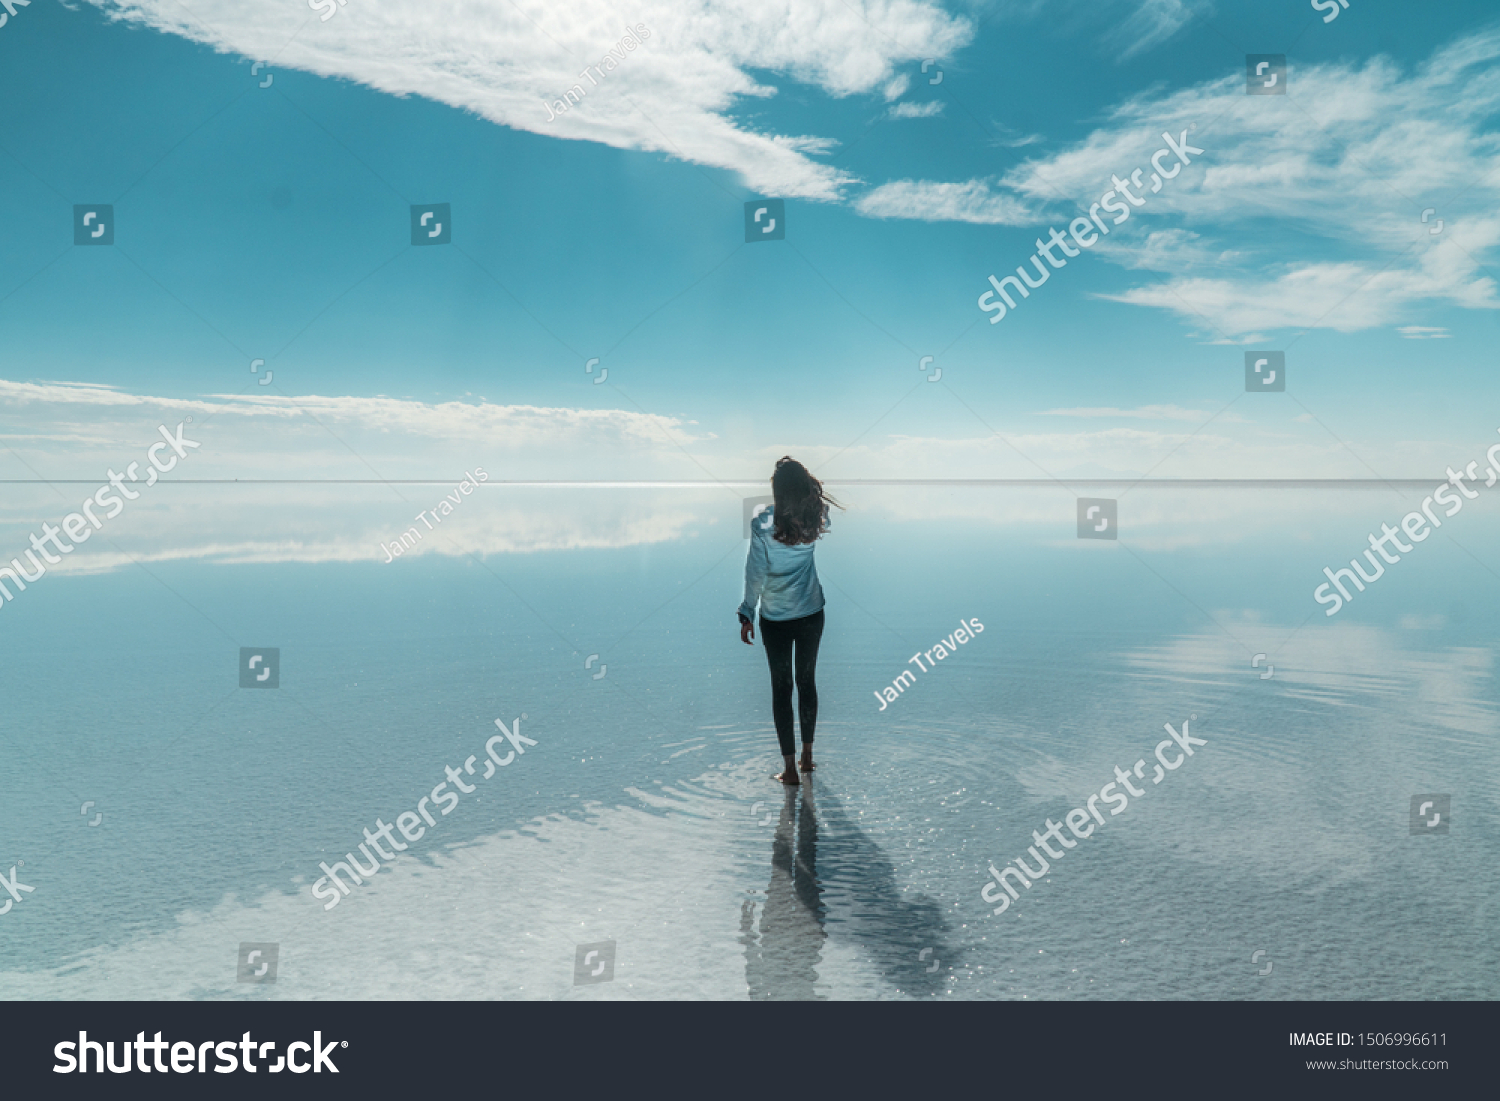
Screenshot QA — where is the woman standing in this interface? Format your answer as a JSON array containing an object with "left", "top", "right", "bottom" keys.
[{"left": 738, "top": 457, "right": 840, "bottom": 785}]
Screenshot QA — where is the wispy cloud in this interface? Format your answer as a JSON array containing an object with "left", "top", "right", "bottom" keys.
[
  {"left": 0, "top": 374, "right": 1476, "bottom": 572},
  {"left": 888, "top": 100, "right": 944, "bottom": 119},
  {"left": 856, "top": 28, "right": 1500, "bottom": 335},
  {"left": 1093, "top": 228, "right": 1240, "bottom": 271},
  {"left": 1101, "top": 241, "right": 1500, "bottom": 335},
  {"left": 0, "top": 378, "right": 708, "bottom": 484},
  {"left": 85, "top": 0, "right": 973, "bottom": 200},
  {"left": 854, "top": 177, "right": 1033, "bottom": 223},
  {"left": 1106, "top": 0, "right": 1203, "bottom": 59},
  {"left": 1038, "top": 404, "right": 1239, "bottom": 422},
  {"left": 0, "top": 378, "right": 719, "bottom": 569}
]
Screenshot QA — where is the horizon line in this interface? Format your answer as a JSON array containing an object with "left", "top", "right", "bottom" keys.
[{"left": 0, "top": 478, "right": 1445, "bottom": 488}]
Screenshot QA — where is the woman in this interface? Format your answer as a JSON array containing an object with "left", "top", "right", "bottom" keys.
[{"left": 738, "top": 457, "right": 841, "bottom": 785}]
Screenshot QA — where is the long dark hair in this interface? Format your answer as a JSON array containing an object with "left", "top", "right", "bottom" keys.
[{"left": 770, "top": 457, "right": 840, "bottom": 545}]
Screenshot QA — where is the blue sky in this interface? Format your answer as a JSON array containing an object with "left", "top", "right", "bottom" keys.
[{"left": 2, "top": 0, "right": 1500, "bottom": 562}]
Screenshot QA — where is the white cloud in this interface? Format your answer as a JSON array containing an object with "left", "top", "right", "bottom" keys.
[
  {"left": 85, "top": 0, "right": 973, "bottom": 200},
  {"left": 0, "top": 377, "right": 732, "bottom": 570},
  {"left": 8, "top": 374, "right": 1474, "bottom": 491},
  {"left": 1093, "top": 227, "right": 1239, "bottom": 271},
  {"left": 0, "top": 378, "right": 710, "bottom": 485},
  {"left": 1397, "top": 325, "right": 1452, "bottom": 339},
  {"left": 77, "top": 1, "right": 1500, "bottom": 340},
  {"left": 1006, "top": 35, "right": 1500, "bottom": 331},
  {"left": 1, "top": 486, "right": 702, "bottom": 573},
  {"left": 5, "top": 375, "right": 1488, "bottom": 573},
  {"left": 1124, "top": 619, "right": 1498, "bottom": 739},
  {"left": 1106, "top": 0, "right": 1201, "bottom": 59},
  {"left": 973, "top": 0, "right": 1210, "bottom": 60},
  {"left": 854, "top": 177, "right": 1033, "bottom": 223},
  {"left": 888, "top": 100, "right": 944, "bottom": 119},
  {"left": 0, "top": 378, "right": 699, "bottom": 440},
  {"left": 1400, "top": 613, "right": 1447, "bottom": 629},
  {"left": 780, "top": 423, "right": 1407, "bottom": 483},
  {"left": 864, "top": 29, "right": 1500, "bottom": 335},
  {"left": 1038, "top": 404, "right": 1239, "bottom": 422},
  {"left": 1100, "top": 240, "right": 1500, "bottom": 335},
  {"left": 0, "top": 376, "right": 1484, "bottom": 574}
]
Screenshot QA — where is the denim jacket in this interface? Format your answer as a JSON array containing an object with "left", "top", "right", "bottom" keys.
[{"left": 737, "top": 505, "right": 826, "bottom": 623}]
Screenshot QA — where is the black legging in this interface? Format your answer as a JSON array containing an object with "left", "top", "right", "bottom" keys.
[{"left": 759, "top": 609, "right": 824, "bottom": 757}]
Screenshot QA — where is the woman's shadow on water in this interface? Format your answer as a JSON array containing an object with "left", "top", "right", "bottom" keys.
[{"left": 739, "top": 782, "right": 957, "bottom": 999}]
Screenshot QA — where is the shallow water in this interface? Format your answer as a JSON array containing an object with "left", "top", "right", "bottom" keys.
[{"left": 1, "top": 485, "right": 1496, "bottom": 1000}]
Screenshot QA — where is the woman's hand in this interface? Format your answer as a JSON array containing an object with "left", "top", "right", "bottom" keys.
[{"left": 739, "top": 617, "right": 755, "bottom": 645}]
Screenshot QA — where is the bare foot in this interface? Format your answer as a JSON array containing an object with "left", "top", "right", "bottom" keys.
[
  {"left": 773, "top": 770, "right": 801, "bottom": 786},
  {"left": 799, "top": 753, "right": 815, "bottom": 772}
]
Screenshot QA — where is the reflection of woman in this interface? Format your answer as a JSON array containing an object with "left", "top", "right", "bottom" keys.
[
  {"left": 742, "top": 785, "right": 825, "bottom": 1000},
  {"left": 737, "top": 457, "right": 841, "bottom": 785}
]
